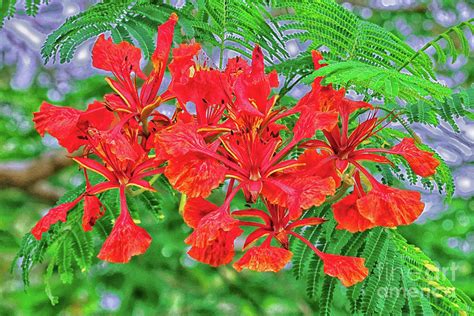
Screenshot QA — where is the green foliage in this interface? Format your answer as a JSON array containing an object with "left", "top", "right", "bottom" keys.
[
  {"left": 273, "top": 0, "right": 435, "bottom": 79},
  {"left": 405, "top": 85, "right": 474, "bottom": 132},
  {"left": 0, "top": 0, "right": 49, "bottom": 27},
  {"left": 292, "top": 204, "right": 473, "bottom": 315},
  {"left": 40, "top": 0, "right": 287, "bottom": 64},
  {"left": 0, "top": 0, "right": 50, "bottom": 26},
  {"left": 305, "top": 60, "right": 451, "bottom": 104},
  {"left": 189, "top": 0, "right": 288, "bottom": 66},
  {"left": 403, "top": 18, "right": 474, "bottom": 67}
]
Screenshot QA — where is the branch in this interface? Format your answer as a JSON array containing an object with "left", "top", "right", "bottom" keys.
[{"left": 0, "top": 151, "right": 74, "bottom": 202}]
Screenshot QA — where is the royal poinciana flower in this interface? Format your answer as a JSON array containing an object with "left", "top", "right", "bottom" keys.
[
  {"left": 93, "top": 14, "right": 177, "bottom": 119},
  {"left": 31, "top": 14, "right": 181, "bottom": 263},
  {"left": 233, "top": 201, "right": 368, "bottom": 287},
  {"left": 299, "top": 53, "right": 440, "bottom": 232}
]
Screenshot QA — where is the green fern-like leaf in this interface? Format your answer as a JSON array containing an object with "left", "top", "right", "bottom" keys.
[
  {"left": 273, "top": 0, "right": 435, "bottom": 80},
  {"left": 0, "top": 0, "right": 51, "bottom": 26},
  {"left": 305, "top": 60, "right": 451, "bottom": 105},
  {"left": 40, "top": 0, "right": 288, "bottom": 65},
  {"left": 399, "top": 18, "right": 474, "bottom": 68}
]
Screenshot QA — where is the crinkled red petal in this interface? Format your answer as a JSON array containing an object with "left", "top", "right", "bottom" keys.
[
  {"left": 82, "top": 195, "right": 105, "bottom": 232},
  {"left": 390, "top": 138, "right": 439, "bottom": 177},
  {"left": 319, "top": 252, "right": 368, "bottom": 287},
  {"left": 357, "top": 184, "right": 425, "bottom": 228},
  {"left": 332, "top": 191, "right": 375, "bottom": 232},
  {"left": 233, "top": 245, "right": 292, "bottom": 272},
  {"left": 165, "top": 153, "right": 226, "bottom": 198},
  {"left": 183, "top": 198, "right": 218, "bottom": 229},
  {"left": 32, "top": 196, "right": 83, "bottom": 239}
]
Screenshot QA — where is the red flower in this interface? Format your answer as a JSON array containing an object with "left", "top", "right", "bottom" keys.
[
  {"left": 356, "top": 182, "right": 425, "bottom": 228},
  {"left": 73, "top": 120, "right": 160, "bottom": 189},
  {"left": 32, "top": 15, "right": 182, "bottom": 264},
  {"left": 292, "top": 51, "right": 372, "bottom": 141},
  {"left": 233, "top": 245, "right": 293, "bottom": 272},
  {"left": 168, "top": 43, "right": 231, "bottom": 128},
  {"left": 92, "top": 14, "right": 178, "bottom": 117},
  {"left": 31, "top": 181, "right": 111, "bottom": 240},
  {"left": 155, "top": 46, "right": 337, "bottom": 219},
  {"left": 97, "top": 187, "right": 151, "bottom": 263},
  {"left": 232, "top": 45, "right": 279, "bottom": 119},
  {"left": 156, "top": 120, "right": 227, "bottom": 197},
  {"left": 299, "top": 57, "right": 439, "bottom": 231},
  {"left": 234, "top": 200, "right": 368, "bottom": 285}
]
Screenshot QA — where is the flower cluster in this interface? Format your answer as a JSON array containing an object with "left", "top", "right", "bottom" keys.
[{"left": 31, "top": 14, "right": 439, "bottom": 286}]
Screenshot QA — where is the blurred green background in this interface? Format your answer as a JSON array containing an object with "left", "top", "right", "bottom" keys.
[{"left": 0, "top": 0, "right": 473, "bottom": 315}]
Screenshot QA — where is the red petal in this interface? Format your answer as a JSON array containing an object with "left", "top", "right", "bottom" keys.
[
  {"left": 92, "top": 34, "right": 145, "bottom": 80},
  {"left": 350, "top": 151, "right": 393, "bottom": 164},
  {"left": 73, "top": 157, "right": 116, "bottom": 181},
  {"left": 319, "top": 252, "right": 368, "bottom": 287},
  {"left": 33, "top": 102, "right": 83, "bottom": 152},
  {"left": 165, "top": 153, "right": 226, "bottom": 198},
  {"left": 357, "top": 184, "right": 425, "bottom": 228},
  {"left": 311, "top": 50, "right": 326, "bottom": 70},
  {"left": 233, "top": 245, "right": 292, "bottom": 272},
  {"left": 185, "top": 209, "right": 242, "bottom": 248},
  {"left": 31, "top": 196, "right": 83, "bottom": 239},
  {"left": 77, "top": 101, "right": 115, "bottom": 132},
  {"left": 294, "top": 110, "right": 339, "bottom": 139},
  {"left": 140, "top": 13, "right": 178, "bottom": 105},
  {"left": 187, "top": 227, "right": 240, "bottom": 267},
  {"left": 338, "top": 98, "right": 372, "bottom": 118},
  {"left": 287, "top": 217, "right": 326, "bottom": 230},
  {"left": 263, "top": 175, "right": 336, "bottom": 219},
  {"left": 155, "top": 121, "right": 208, "bottom": 158},
  {"left": 33, "top": 101, "right": 115, "bottom": 153},
  {"left": 390, "top": 138, "right": 439, "bottom": 177},
  {"left": 332, "top": 191, "right": 375, "bottom": 232},
  {"left": 82, "top": 195, "right": 105, "bottom": 232},
  {"left": 296, "top": 150, "right": 340, "bottom": 187},
  {"left": 224, "top": 55, "right": 251, "bottom": 85},
  {"left": 90, "top": 127, "right": 145, "bottom": 163},
  {"left": 97, "top": 188, "right": 151, "bottom": 263},
  {"left": 232, "top": 45, "right": 278, "bottom": 117},
  {"left": 104, "top": 93, "right": 131, "bottom": 113},
  {"left": 185, "top": 209, "right": 242, "bottom": 267},
  {"left": 168, "top": 43, "right": 201, "bottom": 89},
  {"left": 183, "top": 198, "right": 218, "bottom": 229},
  {"left": 242, "top": 228, "right": 271, "bottom": 249},
  {"left": 171, "top": 69, "right": 230, "bottom": 126},
  {"left": 97, "top": 212, "right": 151, "bottom": 263}
]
